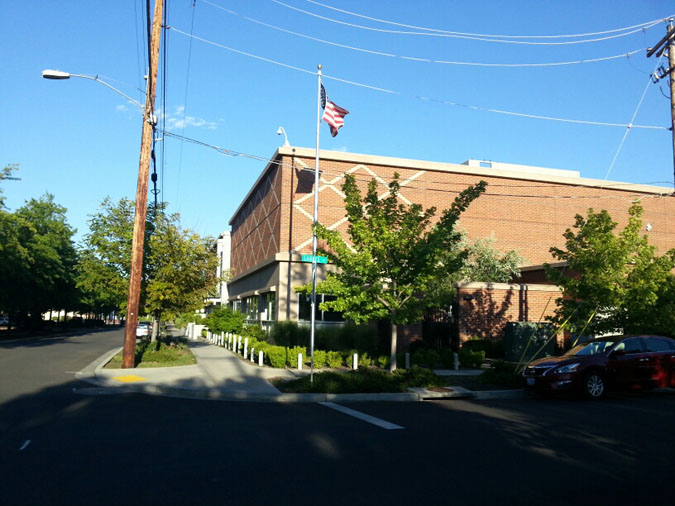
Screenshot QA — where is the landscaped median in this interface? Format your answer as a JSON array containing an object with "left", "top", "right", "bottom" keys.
[{"left": 105, "top": 335, "right": 196, "bottom": 368}]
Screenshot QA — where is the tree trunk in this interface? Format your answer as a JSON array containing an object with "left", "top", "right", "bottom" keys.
[
  {"left": 151, "top": 314, "right": 159, "bottom": 342},
  {"left": 389, "top": 319, "right": 398, "bottom": 372}
]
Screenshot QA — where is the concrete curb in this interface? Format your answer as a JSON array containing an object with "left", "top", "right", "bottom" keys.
[{"left": 74, "top": 345, "right": 527, "bottom": 403}]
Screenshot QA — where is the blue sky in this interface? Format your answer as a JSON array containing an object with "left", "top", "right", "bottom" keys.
[{"left": 2, "top": 0, "right": 673, "bottom": 242}]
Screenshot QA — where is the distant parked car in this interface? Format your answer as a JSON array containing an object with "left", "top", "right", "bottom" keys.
[
  {"left": 136, "top": 322, "right": 152, "bottom": 338},
  {"left": 522, "top": 335, "right": 675, "bottom": 399}
]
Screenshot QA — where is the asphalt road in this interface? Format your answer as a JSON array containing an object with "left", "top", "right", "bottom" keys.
[{"left": 1, "top": 331, "right": 673, "bottom": 506}]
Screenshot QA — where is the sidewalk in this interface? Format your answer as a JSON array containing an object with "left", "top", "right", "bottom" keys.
[{"left": 76, "top": 339, "right": 525, "bottom": 402}]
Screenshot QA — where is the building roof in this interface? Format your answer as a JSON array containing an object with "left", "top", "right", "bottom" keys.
[{"left": 229, "top": 146, "right": 672, "bottom": 224}]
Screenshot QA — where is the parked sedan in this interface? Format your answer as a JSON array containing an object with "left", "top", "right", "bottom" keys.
[
  {"left": 136, "top": 322, "right": 152, "bottom": 338},
  {"left": 522, "top": 335, "right": 675, "bottom": 399}
]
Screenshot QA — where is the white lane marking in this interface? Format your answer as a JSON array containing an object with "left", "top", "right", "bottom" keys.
[
  {"left": 19, "top": 440, "right": 31, "bottom": 451},
  {"left": 319, "top": 402, "right": 404, "bottom": 430}
]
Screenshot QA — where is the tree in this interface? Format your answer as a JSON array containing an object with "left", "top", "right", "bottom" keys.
[
  {"left": 424, "top": 233, "right": 525, "bottom": 309},
  {"left": 0, "top": 164, "right": 20, "bottom": 210},
  {"left": 312, "top": 173, "right": 487, "bottom": 370},
  {"left": 0, "top": 194, "right": 78, "bottom": 326},
  {"left": 144, "top": 208, "right": 219, "bottom": 338},
  {"left": 78, "top": 197, "right": 219, "bottom": 337},
  {"left": 545, "top": 202, "right": 675, "bottom": 337},
  {"left": 76, "top": 197, "right": 138, "bottom": 317},
  {"left": 203, "top": 306, "right": 246, "bottom": 335}
]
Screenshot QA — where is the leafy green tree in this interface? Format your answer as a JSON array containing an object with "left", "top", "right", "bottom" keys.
[
  {"left": 545, "top": 202, "right": 675, "bottom": 337},
  {"left": 76, "top": 197, "right": 138, "bottom": 317},
  {"left": 78, "top": 197, "right": 218, "bottom": 337},
  {"left": 459, "top": 235, "right": 524, "bottom": 282},
  {"left": 144, "top": 209, "right": 219, "bottom": 337},
  {"left": 203, "top": 306, "right": 246, "bottom": 335},
  {"left": 424, "top": 233, "right": 525, "bottom": 308},
  {"left": 312, "top": 173, "right": 487, "bottom": 370},
  {"left": 0, "top": 164, "right": 20, "bottom": 210},
  {"left": 0, "top": 194, "right": 78, "bottom": 326}
]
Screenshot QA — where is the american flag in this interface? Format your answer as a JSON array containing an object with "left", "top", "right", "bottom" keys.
[{"left": 321, "top": 85, "right": 349, "bottom": 137}]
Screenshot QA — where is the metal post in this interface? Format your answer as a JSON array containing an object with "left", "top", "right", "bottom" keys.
[{"left": 310, "top": 64, "right": 323, "bottom": 383}]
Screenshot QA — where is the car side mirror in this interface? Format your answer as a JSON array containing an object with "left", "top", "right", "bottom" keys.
[{"left": 610, "top": 349, "right": 626, "bottom": 357}]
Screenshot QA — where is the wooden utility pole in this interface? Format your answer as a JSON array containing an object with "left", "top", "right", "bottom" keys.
[
  {"left": 647, "top": 19, "right": 675, "bottom": 191},
  {"left": 122, "top": 0, "right": 164, "bottom": 368},
  {"left": 669, "top": 21, "right": 675, "bottom": 190}
]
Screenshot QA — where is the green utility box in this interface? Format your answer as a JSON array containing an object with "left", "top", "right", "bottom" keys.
[{"left": 503, "top": 322, "right": 555, "bottom": 363}]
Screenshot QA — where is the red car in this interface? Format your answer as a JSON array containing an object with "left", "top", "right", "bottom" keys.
[{"left": 522, "top": 335, "right": 675, "bottom": 399}]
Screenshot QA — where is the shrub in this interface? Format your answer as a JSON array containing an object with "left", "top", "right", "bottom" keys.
[
  {"left": 462, "top": 337, "right": 504, "bottom": 358},
  {"left": 326, "top": 350, "right": 344, "bottom": 369},
  {"left": 270, "top": 321, "right": 310, "bottom": 347},
  {"left": 425, "top": 350, "right": 441, "bottom": 368},
  {"left": 358, "top": 352, "right": 372, "bottom": 368},
  {"left": 266, "top": 346, "right": 287, "bottom": 368},
  {"left": 203, "top": 307, "right": 246, "bottom": 334},
  {"left": 440, "top": 349, "right": 456, "bottom": 369},
  {"left": 288, "top": 346, "right": 308, "bottom": 368},
  {"left": 459, "top": 348, "right": 485, "bottom": 369},
  {"left": 313, "top": 349, "right": 327, "bottom": 369},
  {"left": 376, "top": 354, "right": 390, "bottom": 369},
  {"left": 479, "top": 360, "right": 521, "bottom": 387},
  {"left": 275, "top": 366, "right": 445, "bottom": 393},
  {"left": 244, "top": 324, "right": 267, "bottom": 341}
]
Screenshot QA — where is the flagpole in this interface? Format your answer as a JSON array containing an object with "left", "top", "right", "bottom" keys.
[{"left": 311, "top": 64, "right": 322, "bottom": 384}]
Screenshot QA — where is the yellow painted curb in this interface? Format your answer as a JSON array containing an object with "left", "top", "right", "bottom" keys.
[{"left": 113, "top": 374, "right": 147, "bottom": 383}]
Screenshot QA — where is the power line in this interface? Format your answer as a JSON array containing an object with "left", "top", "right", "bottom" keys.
[
  {"left": 203, "top": 1, "right": 645, "bottom": 68},
  {"left": 167, "top": 26, "right": 668, "bottom": 130},
  {"left": 604, "top": 54, "right": 665, "bottom": 180},
  {"left": 270, "top": 0, "right": 664, "bottom": 45},
  {"left": 305, "top": 0, "right": 669, "bottom": 40},
  {"left": 162, "top": 130, "right": 674, "bottom": 198}
]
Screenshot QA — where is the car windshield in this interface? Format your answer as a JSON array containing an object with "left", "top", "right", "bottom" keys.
[{"left": 564, "top": 340, "right": 615, "bottom": 356}]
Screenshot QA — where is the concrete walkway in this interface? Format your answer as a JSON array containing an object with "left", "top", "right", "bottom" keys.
[{"left": 76, "top": 338, "right": 525, "bottom": 402}]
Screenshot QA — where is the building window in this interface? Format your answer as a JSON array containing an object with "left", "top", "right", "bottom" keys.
[
  {"left": 262, "top": 292, "right": 275, "bottom": 322},
  {"left": 298, "top": 293, "right": 343, "bottom": 322},
  {"left": 245, "top": 296, "right": 258, "bottom": 322}
]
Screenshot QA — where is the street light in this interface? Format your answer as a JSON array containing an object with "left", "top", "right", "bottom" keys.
[
  {"left": 41, "top": 0, "right": 163, "bottom": 370},
  {"left": 42, "top": 70, "right": 145, "bottom": 112},
  {"left": 276, "top": 126, "right": 290, "bottom": 147}
]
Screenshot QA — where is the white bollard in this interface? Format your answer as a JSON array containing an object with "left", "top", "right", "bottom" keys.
[
  {"left": 453, "top": 352, "right": 459, "bottom": 371},
  {"left": 237, "top": 335, "right": 242, "bottom": 354},
  {"left": 228, "top": 334, "right": 232, "bottom": 350},
  {"left": 244, "top": 337, "right": 249, "bottom": 357},
  {"left": 405, "top": 352, "right": 410, "bottom": 369},
  {"left": 258, "top": 350, "right": 263, "bottom": 366},
  {"left": 221, "top": 332, "right": 224, "bottom": 346},
  {"left": 250, "top": 348, "right": 255, "bottom": 362},
  {"left": 353, "top": 353, "right": 358, "bottom": 370},
  {"left": 298, "top": 353, "right": 303, "bottom": 371}
]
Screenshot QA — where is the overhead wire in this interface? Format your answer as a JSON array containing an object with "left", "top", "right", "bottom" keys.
[
  {"left": 161, "top": 131, "right": 674, "bottom": 199},
  {"left": 202, "top": 1, "right": 645, "bottom": 68},
  {"left": 175, "top": 0, "right": 199, "bottom": 213},
  {"left": 305, "top": 0, "right": 670, "bottom": 39},
  {"left": 270, "top": 0, "right": 664, "bottom": 45},
  {"left": 603, "top": 54, "right": 665, "bottom": 180},
  {"left": 167, "top": 26, "right": 668, "bottom": 130}
]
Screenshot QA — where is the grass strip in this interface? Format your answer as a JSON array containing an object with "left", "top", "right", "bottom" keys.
[{"left": 105, "top": 336, "right": 196, "bottom": 368}]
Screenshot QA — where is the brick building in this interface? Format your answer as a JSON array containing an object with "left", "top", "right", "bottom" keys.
[{"left": 227, "top": 146, "right": 675, "bottom": 344}]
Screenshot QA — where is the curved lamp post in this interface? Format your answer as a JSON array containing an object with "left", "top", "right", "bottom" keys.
[
  {"left": 40, "top": 0, "right": 163, "bottom": 369},
  {"left": 42, "top": 70, "right": 145, "bottom": 112},
  {"left": 276, "top": 126, "right": 290, "bottom": 147}
]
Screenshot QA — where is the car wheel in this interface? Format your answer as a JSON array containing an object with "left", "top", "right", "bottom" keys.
[{"left": 583, "top": 372, "right": 605, "bottom": 399}]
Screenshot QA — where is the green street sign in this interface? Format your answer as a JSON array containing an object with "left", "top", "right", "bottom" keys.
[{"left": 301, "top": 254, "right": 328, "bottom": 264}]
